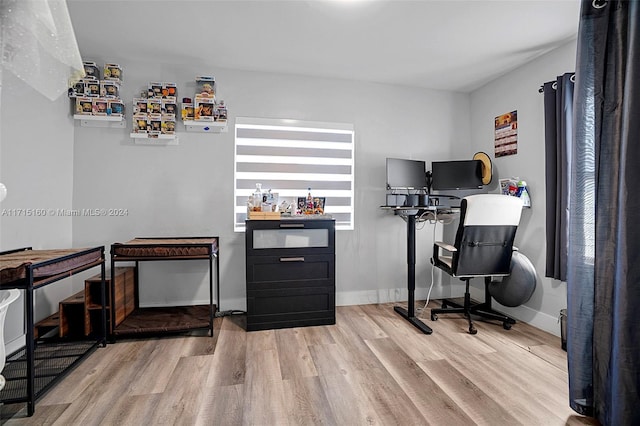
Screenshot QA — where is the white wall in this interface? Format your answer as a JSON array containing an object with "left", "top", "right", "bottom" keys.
[
  {"left": 1, "top": 37, "right": 577, "bottom": 348},
  {"left": 0, "top": 72, "right": 76, "bottom": 354},
  {"left": 466, "top": 40, "right": 578, "bottom": 335},
  {"left": 70, "top": 57, "right": 470, "bottom": 312}
]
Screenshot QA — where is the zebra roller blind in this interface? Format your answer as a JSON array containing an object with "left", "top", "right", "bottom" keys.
[{"left": 235, "top": 117, "right": 354, "bottom": 231}]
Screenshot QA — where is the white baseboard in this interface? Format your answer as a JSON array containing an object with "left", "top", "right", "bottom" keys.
[
  {"left": 493, "top": 303, "right": 562, "bottom": 336},
  {"left": 216, "top": 297, "right": 246, "bottom": 313},
  {"left": 6, "top": 335, "right": 25, "bottom": 357}
]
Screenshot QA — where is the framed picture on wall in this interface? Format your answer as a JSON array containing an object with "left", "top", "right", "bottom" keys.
[{"left": 494, "top": 110, "right": 518, "bottom": 157}]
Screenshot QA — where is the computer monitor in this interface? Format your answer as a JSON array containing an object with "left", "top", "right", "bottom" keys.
[
  {"left": 431, "top": 160, "right": 483, "bottom": 191},
  {"left": 386, "top": 158, "right": 427, "bottom": 190}
]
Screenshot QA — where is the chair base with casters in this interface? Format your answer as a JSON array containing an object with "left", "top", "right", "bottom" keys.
[{"left": 430, "top": 276, "right": 515, "bottom": 335}]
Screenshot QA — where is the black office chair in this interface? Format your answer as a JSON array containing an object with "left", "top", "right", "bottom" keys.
[{"left": 430, "top": 194, "right": 523, "bottom": 334}]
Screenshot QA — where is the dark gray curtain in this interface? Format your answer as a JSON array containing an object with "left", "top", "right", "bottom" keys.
[
  {"left": 543, "top": 73, "right": 574, "bottom": 281},
  {"left": 568, "top": 1, "right": 640, "bottom": 424}
]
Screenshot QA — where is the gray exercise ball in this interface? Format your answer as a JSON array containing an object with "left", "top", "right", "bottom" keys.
[{"left": 488, "top": 251, "right": 537, "bottom": 307}]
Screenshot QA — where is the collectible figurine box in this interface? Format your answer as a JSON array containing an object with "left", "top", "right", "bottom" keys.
[
  {"left": 133, "top": 98, "right": 148, "bottom": 114},
  {"left": 108, "top": 100, "right": 124, "bottom": 116},
  {"left": 69, "top": 79, "right": 87, "bottom": 97},
  {"left": 194, "top": 95, "right": 214, "bottom": 121},
  {"left": 148, "top": 82, "right": 163, "bottom": 99},
  {"left": 133, "top": 113, "right": 148, "bottom": 133},
  {"left": 100, "top": 80, "right": 120, "bottom": 98},
  {"left": 92, "top": 98, "right": 108, "bottom": 115},
  {"left": 196, "top": 76, "right": 216, "bottom": 97},
  {"left": 86, "top": 80, "right": 101, "bottom": 97},
  {"left": 162, "top": 100, "right": 177, "bottom": 117},
  {"left": 76, "top": 97, "right": 93, "bottom": 115},
  {"left": 148, "top": 113, "right": 162, "bottom": 134},
  {"left": 215, "top": 100, "right": 227, "bottom": 122},
  {"left": 103, "top": 63, "right": 122, "bottom": 82},
  {"left": 147, "top": 98, "right": 162, "bottom": 114},
  {"left": 161, "top": 114, "right": 176, "bottom": 134},
  {"left": 181, "top": 103, "right": 194, "bottom": 121},
  {"left": 162, "top": 83, "right": 177, "bottom": 100},
  {"left": 83, "top": 61, "right": 100, "bottom": 80}
]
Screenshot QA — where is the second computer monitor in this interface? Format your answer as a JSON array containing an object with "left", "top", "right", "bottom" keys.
[
  {"left": 431, "top": 160, "right": 483, "bottom": 191},
  {"left": 386, "top": 158, "right": 427, "bottom": 190}
]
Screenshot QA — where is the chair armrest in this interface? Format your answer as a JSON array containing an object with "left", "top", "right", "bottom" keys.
[{"left": 434, "top": 241, "right": 457, "bottom": 252}]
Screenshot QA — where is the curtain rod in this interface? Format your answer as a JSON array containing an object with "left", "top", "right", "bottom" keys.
[{"left": 538, "top": 74, "right": 575, "bottom": 93}]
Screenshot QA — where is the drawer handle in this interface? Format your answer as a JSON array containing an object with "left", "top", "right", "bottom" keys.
[
  {"left": 280, "top": 223, "right": 304, "bottom": 228},
  {"left": 280, "top": 257, "right": 305, "bottom": 262}
]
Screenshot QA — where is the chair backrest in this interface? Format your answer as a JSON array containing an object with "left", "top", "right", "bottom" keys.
[{"left": 452, "top": 194, "right": 523, "bottom": 277}]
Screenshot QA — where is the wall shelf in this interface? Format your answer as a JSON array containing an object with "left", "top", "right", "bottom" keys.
[
  {"left": 183, "top": 120, "right": 227, "bottom": 133},
  {"left": 74, "top": 114, "right": 125, "bottom": 128},
  {"left": 129, "top": 133, "right": 179, "bottom": 145}
]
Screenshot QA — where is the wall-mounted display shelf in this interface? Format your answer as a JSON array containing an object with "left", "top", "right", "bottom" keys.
[
  {"left": 183, "top": 120, "right": 227, "bottom": 133},
  {"left": 129, "top": 133, "right": 179, "bottom": 145},
  {"left": 74, "top": 114, "right": 126, "bottom": 128},
  {"left": 69, "top": 61, "right": 125, "bottom": 126}
]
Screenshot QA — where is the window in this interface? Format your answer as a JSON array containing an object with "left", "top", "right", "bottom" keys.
[{"left": 234, "top": 117, "right": 354, "bottom": 231}]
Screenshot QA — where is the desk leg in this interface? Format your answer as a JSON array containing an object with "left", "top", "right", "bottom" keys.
[
  {"left": 393, "top": 213, "right": 433, "bottom": 335},
  {"left": 209, "top": 254, "right": 214, "bottom": 337}
]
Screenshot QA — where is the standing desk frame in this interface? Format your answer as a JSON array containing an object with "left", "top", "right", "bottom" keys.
[{"left": 381, "top": 206, "right": 458, "bottom": 335}]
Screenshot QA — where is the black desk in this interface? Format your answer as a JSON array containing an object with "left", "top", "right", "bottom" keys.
[{"left": 381, "top": 206, "right": 457, "bottom": 334}]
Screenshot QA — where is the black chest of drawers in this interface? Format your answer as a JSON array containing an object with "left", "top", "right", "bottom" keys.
[{"left": 245, "top": 219, "right": 336, "bottom": 331}]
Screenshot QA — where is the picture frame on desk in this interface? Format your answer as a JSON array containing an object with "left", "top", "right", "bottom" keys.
[
  {"left": 297, "top": 197, "right": 325, "bottom": 214},
  {"left": 313, "top": 197, "right": 325, "bottom": 214}
]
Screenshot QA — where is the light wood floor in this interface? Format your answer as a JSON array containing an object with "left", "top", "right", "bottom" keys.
[{"left": 1, "top": 302, "right": 600, "bottom": 426}]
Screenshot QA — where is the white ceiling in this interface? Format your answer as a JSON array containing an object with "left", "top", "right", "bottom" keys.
[{"left": 67, "top": 0, "right": 581, "bottom": 93}]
